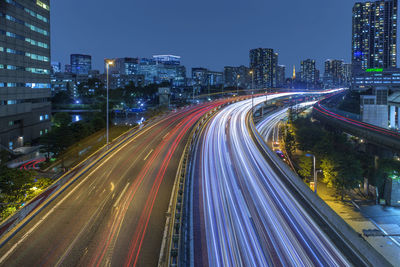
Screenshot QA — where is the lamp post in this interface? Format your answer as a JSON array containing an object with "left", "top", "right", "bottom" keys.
[
  {"left": 236, "top": 74, "right": 240, "bottom": 95},
  {"left": 306, "top": 153, "right": 317, "bottom": 193},
  {"left": 106, "top": 60, "right": 114, "bottom": 149},
  {"left": 250, "top": 70, "right": 254, "bottom": 112}
]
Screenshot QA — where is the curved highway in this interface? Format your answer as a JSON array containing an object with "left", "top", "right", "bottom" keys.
[
  {"left": 190, "top": 95, "right": 351, "bottom": 266},
  {"left": 0, "top": 100, "right": 229, "bottom": 267}
]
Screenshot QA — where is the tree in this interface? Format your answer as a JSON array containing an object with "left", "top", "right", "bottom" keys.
[
  {"left": 336, "top": 154, "right": 363, "bottom": 200},
  {"left": 283, "top": 125, "right": 296, "bottom": 156},
  {"left": 52, "top": 91, "right": 73, "bottom": 105},
  {"left": 53, "top": 112, "right": 71, "bottom": 128},
  {"left": 320, "top": 157, "right": 338, "bottom": 187},
  {"left": 0, "top": 166, "right": 35, "bottom": 203},
  {"left": 298, "top": 155, "right": 312, "bottom": 179}
]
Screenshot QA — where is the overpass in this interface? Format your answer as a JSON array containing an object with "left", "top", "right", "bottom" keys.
[{"left": 313, "top": 95, "right": 400, "bottom": 153}]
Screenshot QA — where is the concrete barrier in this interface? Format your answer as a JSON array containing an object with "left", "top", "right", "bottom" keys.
[{"left": 249, "top": 105, "right": 391, "bottom": 267}]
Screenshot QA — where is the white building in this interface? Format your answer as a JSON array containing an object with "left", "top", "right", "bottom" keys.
[
  {"left": 360, "top": 88, "right": 388, "bottom": 129},
  {"left": 389, "top": 92, "right": 400, "bottom": 130}
]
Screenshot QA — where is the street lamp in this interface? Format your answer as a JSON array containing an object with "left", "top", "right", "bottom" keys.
[
  {"left": 250, "top": 70, "right": 254, "bottom": 112},
  {"left": 106, "top": 60, "right": 114, "bottom": 149},
  {"left": 305, "top": 153, "right": 317, "bottom": 193},
  {"left": 236, "top": 74, "right": 240, "bottom": 95}
]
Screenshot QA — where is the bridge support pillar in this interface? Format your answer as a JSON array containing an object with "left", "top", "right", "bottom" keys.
[
  {"left": 398, "top": 107, "right": 400, "bottom": 130},
  {"left": 390, "top": 105, "right": 396, "bottom": 129}
]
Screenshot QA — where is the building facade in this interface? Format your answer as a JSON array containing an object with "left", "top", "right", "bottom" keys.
[
  {"left": 71, "top": 54, "right": 92, "bottom": 75},
  {"left": 324, "top": 59, "right": 344, "bottom": 88},
  {"left": 360, "top": 87, "right": 389, "bottom": 128},
  {"left": 352, "top": 0, "right": 398, "bottom": 71},
  {"left": 300, "top": 59, "right": 317, "bottom": 88},
  {"left": 223, "top": 66, "right": 250, "bottom": 89},
  {"left": 352, "top": 68, "right": 400, "bottom": 91},
  {"left": 249, "top": 48, "right": 278, "bottom": 89},
  {"left": 276, "top": 65, "right": 286, "bottom": 88},
  {"left": 0, "top": 0, "right": 51, "bottom": 150}
]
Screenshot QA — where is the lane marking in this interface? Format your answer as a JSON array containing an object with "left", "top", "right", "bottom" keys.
[
  {"left": 162, "top": 132, "right": 170, "bottom": 139},
  {"left": 114, "top": 183, "right": 130, "bottom": 208},
  {"left": 110, "top": 182, "right": 115, "bottom": 192},
  {"left": 143, "top": 149, "right": 154, "bottom": 161}
]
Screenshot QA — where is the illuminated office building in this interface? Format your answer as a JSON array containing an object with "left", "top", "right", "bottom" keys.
[
  {"left": 352, "top": 0, "right": 397, "bottom": 71},
  {"left": 71, "top": 54, "right": 92, "bottom": 75},
  {"left": 0, "top": 0, "right": 51, "bottom": 149},
  {"left": 249, "top": 48, "right": 278, "bottom": 88}
]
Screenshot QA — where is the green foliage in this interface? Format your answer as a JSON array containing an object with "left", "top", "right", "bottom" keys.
[
  {"left": 52, "top": 91, "right": 73, "bottom": 105},
  {"left": 0, "top": 167, "right": 55, "bottom": 220},
  {"left": 320, "top": 157, "right": 338, "bottom": 187},
  {"left": 283, "top": 124, "right": 296, "bottom": 156},
  {"left": 0, "top": 166, "right": 35, "bottom": 202},
  {"left": 53, "top": 112, "right": 71, "bottom": 128},
  {"left": 288, "top": 114, "right": 368, "bottom": 197},
  {"left": 298, "top": 156, "right": 312, "bottom": 179}
]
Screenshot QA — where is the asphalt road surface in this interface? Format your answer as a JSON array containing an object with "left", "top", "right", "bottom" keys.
[
  {"left": 0, "top": 100, "right": 227, "bottom": 267},
  {"left": 190, "top": 95, "right": 351, "bottom": 266}
]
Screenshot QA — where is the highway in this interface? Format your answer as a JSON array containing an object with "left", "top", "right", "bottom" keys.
[
  {"left": 190, "top": 95, "right": 352, "bottom": 266},
  {"left": 0, "top": 100, "right": 227, "bottom": 267},
  {"left": 313, "top": 95, "right": 400, "bottom": 151}
]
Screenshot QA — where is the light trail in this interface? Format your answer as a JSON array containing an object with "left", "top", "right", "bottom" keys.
[{"left": 193, "top": 93, "right": 350, "bottom": 266}]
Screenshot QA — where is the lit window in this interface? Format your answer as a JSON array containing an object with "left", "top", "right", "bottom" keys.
[{"left": 36, "top": 0, "right": 49, "bottom": 11}]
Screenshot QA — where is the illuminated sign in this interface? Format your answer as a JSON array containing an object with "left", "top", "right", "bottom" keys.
[{"left": 365, "top": 68, "right": 383, "bottom": 72}]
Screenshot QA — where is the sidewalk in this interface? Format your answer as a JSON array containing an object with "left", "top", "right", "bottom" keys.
[{"left": 317, "top": 182, "right": 400, "bottom": 266}]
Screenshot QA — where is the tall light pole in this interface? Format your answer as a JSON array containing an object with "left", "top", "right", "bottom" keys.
[
  {"left": 106, "top": 60, "right": 114, "bottom": 149},
  {"left": 306, "top": 153, "right": 317, "bottom": 193},
  {"left": 250, "top": 70, "right": 254, "bottom": 112},
  {"left": 236, "top": 74, "right": 240, "bottom": 95}
]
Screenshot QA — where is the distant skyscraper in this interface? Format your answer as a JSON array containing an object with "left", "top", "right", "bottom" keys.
[
  {"left": 276, "top": 65, "right": 286, "bottom": 88},
  {"left": 249, "top": 48, "right": 278, "bottom": 88},
  {"left": 106, "top": 57, "right": 139, "bottom": 75},
  {"left": 65, "top": 64, "right": 72, "bottom": 73},
  {"left": 342, "top": 63, "right": 352, "bottom": 86},
  {"left": 71, "top": 54, "right": 92, "bottom": 75},
  {"left": 0, "top": 0, "right": 51, "bottom": 149},
  {"left": 224, "top": 66, "right": 250, "bottom": 88},
  {"left": 153, "top": 55, "right": 181, "bottom": 65},
  {"left": 300, "top": 59, "right": 317, "bottom": 88},
  {"left": 51, "top": 62, "right": 62, "bottom": 74},
  {"left": 324, "top": 59, "right": 344, "bottom": 87},
  {"left": 192, "top": 68, "right": 209, "bottom": 87},
  {"left": 352, "top": 0, "right": 398, "bottom": 71}
]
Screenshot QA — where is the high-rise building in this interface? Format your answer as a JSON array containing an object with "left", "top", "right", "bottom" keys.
[
  {"left": 352, "top": 0, "right": 398, "bottom": 71},
  {"left": 51, "top": 62, "right": 62, "bottom": 74},
  {"left": 207, "top": 71, "right": 223, "bottom": 86},
  {"left": 0, "top": 0, "right": 51, "bottom": 150},
  {"left": 224, "top": 65, "right": 250, "bottom": 88},
  {"left": 342, "top": 63, "right": 352, "bottom": 86},
  {"left": 71, "top": 54, "right": 92, "bottom": 75},
  {"left": 153, "top": 55, "right": 180, "bottom": 66},
  {"left": 276, "top": 65, "right": 286, "bottom": 88},
  {"left": 324, "top": 59, "right": 344, "bottom": 87},
  {"left": 300, "top": 59, "right": 317, "bottom": 88},
  {"left": 192, "top": 68, "right": 209, "bottom": 87},
  {"left": 106, "top": 57, "right": 139, "bottom": 75},
  {"left": 249, "top": 48, "right": 278, "bottom": 88}
]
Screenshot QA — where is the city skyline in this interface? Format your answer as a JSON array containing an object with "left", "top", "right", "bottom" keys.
[{"left": 51, "top": 0, "right": 366, "bottom": 75}]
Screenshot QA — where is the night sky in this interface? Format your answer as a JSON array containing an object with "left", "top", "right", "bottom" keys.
[{"left": 51, "top": 0, "right": 366, "bottom": 76}]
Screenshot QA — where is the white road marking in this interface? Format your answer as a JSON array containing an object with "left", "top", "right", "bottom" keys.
[
  {"left": 143, "top": 149, "right": 154, "bottom": 161},
  {"left": 162, "top": 132, "right": 170, "bottom": 139},
  {"left": 114, "top": 183, "right": 130, "bottom": 208}
]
